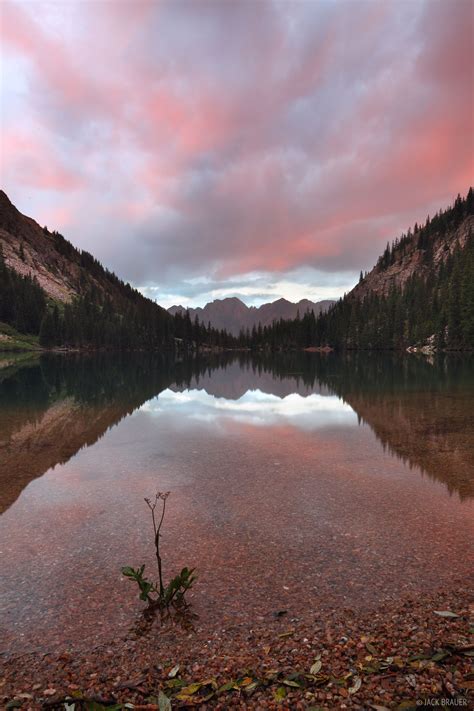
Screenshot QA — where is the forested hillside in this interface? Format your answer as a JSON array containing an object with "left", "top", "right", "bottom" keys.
[
  {"left": 1, "top": 188, "right": 472, "bottom": 352},
  {"left": 0, "top": 191, "right": 235, "bottom": 351},
  {"left": 244, "top": 188, "right": 474, "bottom": 351}
]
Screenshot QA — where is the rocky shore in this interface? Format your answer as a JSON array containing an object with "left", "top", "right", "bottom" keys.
[{"left": 1, "top": 588, "right": 472, "bottom": 710}]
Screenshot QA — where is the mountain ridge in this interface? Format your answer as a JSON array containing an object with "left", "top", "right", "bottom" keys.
[
  {"left": 168, "top": 296, "right": 335, "bottom": 335},
  {"left": 0, "top": 189, "right": 169, "bottom": 313},
  {"left": 243, "top": 188, "right": 474, "bottom": 351},
  {"left": 0, "top": 190, "right": 229, "bottom": 350}
]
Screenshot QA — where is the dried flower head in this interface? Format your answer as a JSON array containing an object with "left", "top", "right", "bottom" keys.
[{"left": 144, "top": 491, "right": 171, "bottom": 510}]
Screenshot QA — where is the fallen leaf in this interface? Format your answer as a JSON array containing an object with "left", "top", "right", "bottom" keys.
[
  {"left": 239, "top": 676, "right": 254, "bottom": 687},
  {"left": 243, "top": 681, "right": 259, "bottom": 693},
  {"left": 168, "top": 664, "right": 180, "bottom": 678},
  {"left": 217, "top": 681, "right": 235, "bottom": 693},
  {"left": 116, "top": 677, "right": 146, "bottom": 690},
  {"left": 274, "top": 685, "right": 286, "bottom": 700},
  {"left": 348, "top": 676, "right": 362, "bottom": 695},
  {"left": 310, "top": 660, "right": 322, "bottom": 674},
  {"left": 431, "top": 651, "right": 449, "bottom": 662},
  {"left": 176, "top": 682, "right": 203, "bottom": 696},
  {"left": 433, "top": 610, "right": 459, "bottom": 618},
  {"left": 158, "top": 691, "right": 171, "bottom": 711}
]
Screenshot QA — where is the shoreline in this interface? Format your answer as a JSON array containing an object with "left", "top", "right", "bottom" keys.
[
  {"left": 2, "top": 343, "right": 474, "bottom": 356},
  {"left": 2, "top": 587, "right": 472, "bottom": 709}
]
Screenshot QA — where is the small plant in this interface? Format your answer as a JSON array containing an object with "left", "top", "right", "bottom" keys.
[{"left": 122, "top": 492, "right": 197, "bottom": 610}]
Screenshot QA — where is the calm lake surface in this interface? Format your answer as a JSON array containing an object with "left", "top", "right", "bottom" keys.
[{"left": 0, "top": 352, "right": 473, "bottom": 655}]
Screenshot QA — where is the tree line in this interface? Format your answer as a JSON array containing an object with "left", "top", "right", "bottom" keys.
[
  {"left": 1, "top": 188, "right": 472, "bottom": 352},
  {"left": 238, "top": 188, "right": 474, "bottom": 351},
  {"left": 0, "top": 245, "right": 237, "bottom": 350}
]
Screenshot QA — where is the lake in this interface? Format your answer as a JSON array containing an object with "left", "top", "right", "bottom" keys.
[{"left": 0, "top": 351, "right": 473, "bottom": 656}]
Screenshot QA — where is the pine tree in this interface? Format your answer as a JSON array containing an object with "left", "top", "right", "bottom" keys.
[{"left": 39, "top": 311, "right": 57, "bottom": 347}]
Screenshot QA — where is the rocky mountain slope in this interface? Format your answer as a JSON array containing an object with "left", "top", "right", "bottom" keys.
[
  {"left": 352, "top": 191, "right": 474, "bottom": 300},
  {"left": 168, "top": 296, "right": 335, "bottom": 335},
  {"left": 0, "top": 190, "right": 168, "bottom": 315},
  {"left": 239, "top": 188, "right": 473, "bottom": 351}
]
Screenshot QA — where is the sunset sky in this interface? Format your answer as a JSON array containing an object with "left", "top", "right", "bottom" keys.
[{"left": 1, "top": 0, "right": 473, "bottom": 308}]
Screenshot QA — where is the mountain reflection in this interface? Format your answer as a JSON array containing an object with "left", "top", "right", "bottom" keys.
[{"left": 0, "top": 351, "right": 472, "bottom": 513}]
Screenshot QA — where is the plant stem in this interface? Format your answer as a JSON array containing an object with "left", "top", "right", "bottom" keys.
[{"left": 151, "top": 496, "right": 167, "bottom": 598}]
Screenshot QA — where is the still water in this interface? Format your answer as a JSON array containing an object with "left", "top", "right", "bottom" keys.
[{"left": 0, "top": 352, "right": 473, "bottom": 654}]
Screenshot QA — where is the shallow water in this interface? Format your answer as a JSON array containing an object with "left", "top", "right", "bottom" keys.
[{"left": 0, "top": 352, "right": 473, "bottom": 654}]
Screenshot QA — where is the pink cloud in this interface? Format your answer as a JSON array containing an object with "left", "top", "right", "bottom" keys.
[
  {"left": 1, "top": 130, "right": 83, "bottom": 191},
  {"left": 0, "top": 0, "right": 472, "bottom": 295}
]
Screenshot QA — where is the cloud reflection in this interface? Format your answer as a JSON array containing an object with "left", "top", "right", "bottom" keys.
[{"left": 141, "top": 388, "right": 357, "bottom": 430}]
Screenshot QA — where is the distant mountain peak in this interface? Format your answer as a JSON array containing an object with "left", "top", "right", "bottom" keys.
[{"left": 167, "top": 296, "right": 335, "bottom": 335}]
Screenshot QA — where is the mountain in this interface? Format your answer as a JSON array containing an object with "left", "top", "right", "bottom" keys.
[
  {"left": 237, "top": 188, "right": 474, "bottom": 351},
  {"left": 352, "top": 194, "right": 474, "bottom": 301},
  {"left": 168, "top": 296, "right": 335, "bottom": 336},
  {"left": 332, "top": 188, "right": 474, "bottom": 350},
  {"left": 2, "top": 187, "right": 472, "bottom": 353},
  {"left": 0, "top": 190, "right": 167, "bottom": 308},
  {"left": 0, "top": 191, "right": 233, "bottom": 351}
]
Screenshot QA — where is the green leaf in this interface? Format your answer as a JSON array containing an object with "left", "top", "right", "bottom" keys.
[
  {"left": 121, "top": 566, "right": 136, "bottom": 577},
  {"left": 174, "top": 681, "right": 203, "bottom": 698},
  {"left": 274, "top": 686, "right": 286, "bottom": 700},
  {"left": 217, "top": 680, "right": 236, "bottom": 693},
  {"left": 431, "top": 651, "right": 449, "bottom": 662}
]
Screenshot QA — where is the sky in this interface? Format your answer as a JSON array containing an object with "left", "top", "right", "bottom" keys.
[{"left": 1, "top": 0, "right": 473, "bottom": 309}]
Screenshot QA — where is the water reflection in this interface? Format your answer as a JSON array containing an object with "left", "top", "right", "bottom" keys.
[
  {"left": 0, "top": 351, "right": 473, "bottom": 513},
  {"left": 146, "top": 389, "right": 356, "bottom": 430},
  {"left": 0, "top": 351, "right": 473, "bottom": 654}
]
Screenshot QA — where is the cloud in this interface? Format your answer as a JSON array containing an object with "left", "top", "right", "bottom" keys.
[
  {"left": 1, "top": 0, "right": 472, "bottom": 306},
  {"left": 139, "top": 267, "right": 353, "bottom": 308}
]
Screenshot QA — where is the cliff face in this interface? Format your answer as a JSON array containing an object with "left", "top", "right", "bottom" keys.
[
  {"left": 168, "top": 296, "right": 335, "bottom": 335},
  {"left": 0, "top": 191, "right": 79, "bottom": 301},
  {"left": 0, "top": 191, "right": 168, "bottom": 320},
  {"left": 352, "top": 213, "right": 474, "bottom": 300}
]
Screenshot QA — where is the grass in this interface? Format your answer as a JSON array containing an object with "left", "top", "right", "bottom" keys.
[{"left": 0, "top": 322, "right": 41, "bottom": 352}]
